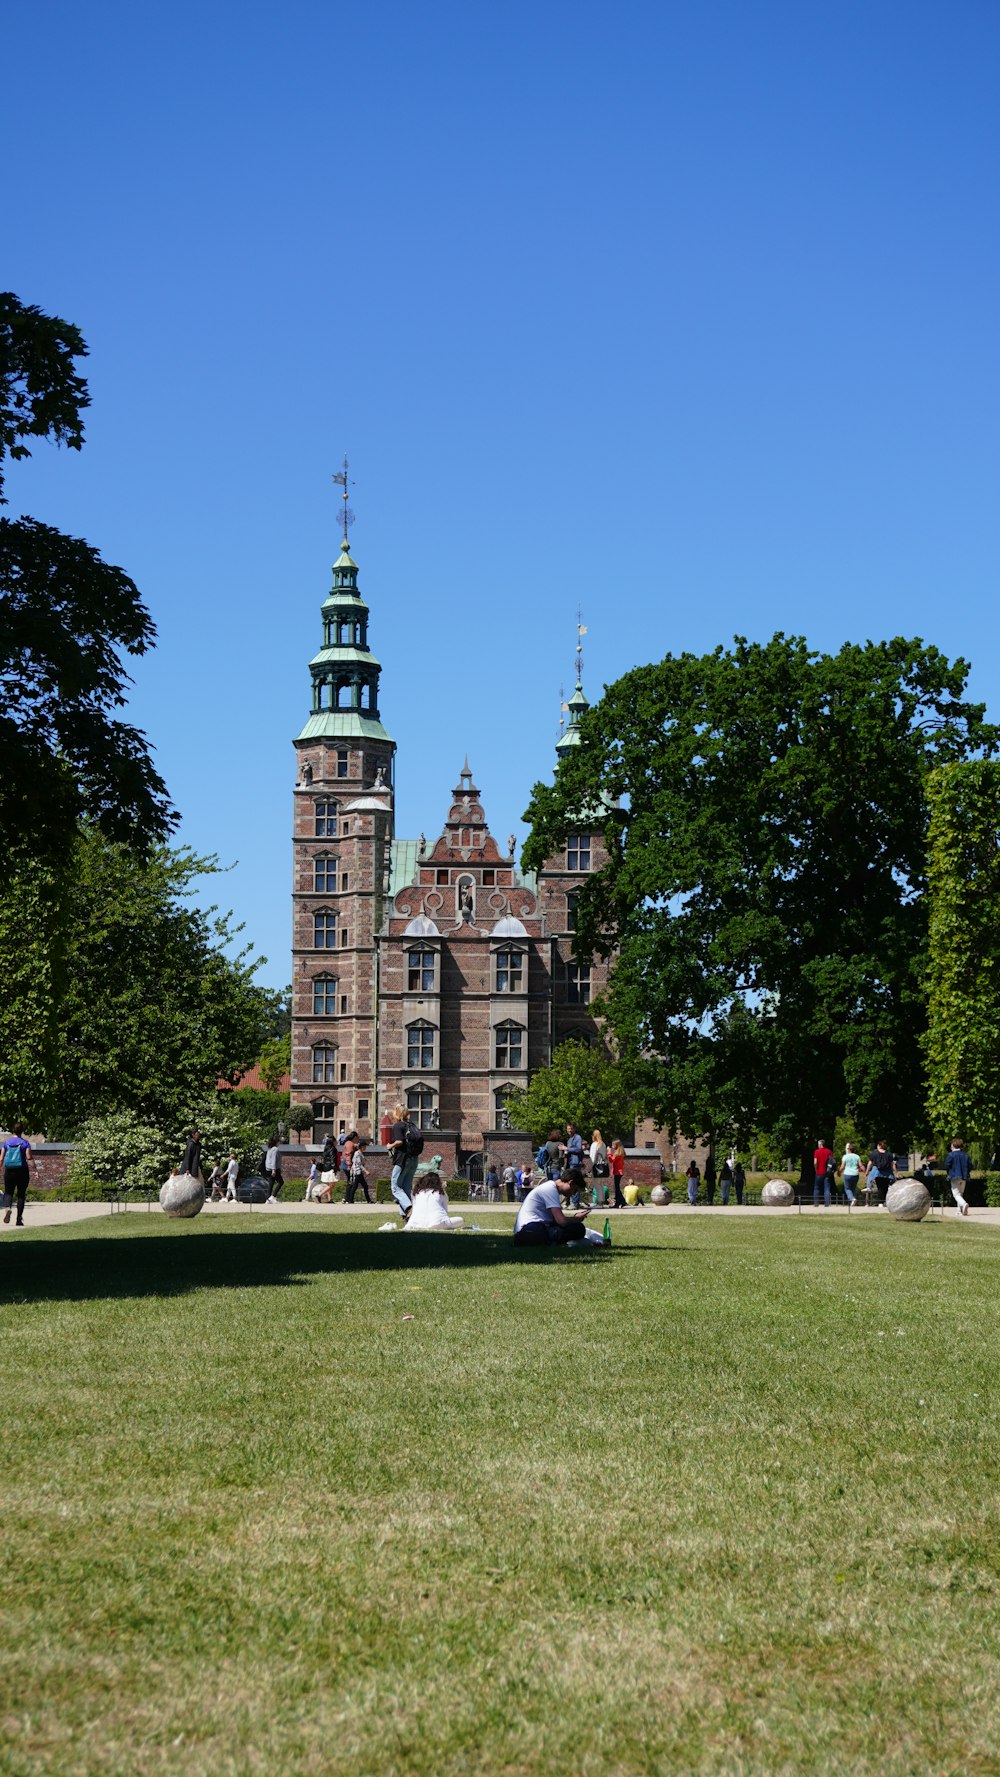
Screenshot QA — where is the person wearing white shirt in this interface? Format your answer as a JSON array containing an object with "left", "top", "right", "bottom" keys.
[{"left": 513, "top": 1172, "right": 595, "bottom": 1248}]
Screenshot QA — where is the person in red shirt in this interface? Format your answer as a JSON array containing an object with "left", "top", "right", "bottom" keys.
[{"left": 813, "top": 1140, "right": 836, "bottom": 1207}]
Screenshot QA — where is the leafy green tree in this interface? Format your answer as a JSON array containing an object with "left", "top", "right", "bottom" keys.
[
  {"left": 67, "top": 1109, "right": 175, "bottom": 1195},
  {"left": 0, "top": 294, "right": 174, "bottom": 852},
  {"left": 503, "top": 1040, "right": 642, "bottom": 1147},
  {"left": 256, "top": 1032, "right": 291, "bottom": 1091},
  {"left": 29, "top": 829, "right": 272, "bottom": 1133},
  {"left": 524, "top": 635, "right": 997, "bottom": 1154},
  {"left": 924, "top": 762, "right": 1000, "bottom": 1152}
]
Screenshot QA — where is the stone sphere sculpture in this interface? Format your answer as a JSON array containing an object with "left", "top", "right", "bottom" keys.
[
  {"left": 650, "top": 1184, "right": 671, "bottom": 1206},
  {"left": 159, "top": 1172, "right": 205, "bottom": 1218},
  {"left": 886, "top": 1179, "right": 931, "bottom": 1223},
  {"left": 761, "top": 1179, "right": 795, "bottom": 1206}
]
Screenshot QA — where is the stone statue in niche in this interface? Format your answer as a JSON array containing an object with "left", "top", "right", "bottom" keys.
[
  {"left": 300, "top": 761, "right": 313, "bottom": 786},
  {"left": 459, "top": 886, "right": 474, "bottom": 924},
  {"left": 373, "top": 766, "right": 387, "bottom": 789}
]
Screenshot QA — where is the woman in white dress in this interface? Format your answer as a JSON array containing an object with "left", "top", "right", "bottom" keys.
[{"left": 405, "top": 1174, "right": 464, "bottom": 1231}]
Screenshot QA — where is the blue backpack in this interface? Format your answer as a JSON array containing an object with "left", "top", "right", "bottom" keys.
[{"left": 4, "top": 1141, "right": 24, "bottom": 1168}]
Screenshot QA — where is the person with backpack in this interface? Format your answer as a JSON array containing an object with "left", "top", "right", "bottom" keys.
[
  {"left": 2, "top": 1124, "right": 36, "bottom": 1226},
  {"left": 388, "top": 1103, "right": 422, "bottom": 1215}
]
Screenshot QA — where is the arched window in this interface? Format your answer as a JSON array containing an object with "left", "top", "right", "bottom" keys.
[
  {"left": 314, "top": 856, "right": 336, "bottom": 892},
  {"left": 406, "top": 1020, "right": 436, "bottom": 1071},
  {"left": 494, "top": 948, "right": 524, "bottom": 993},
  {"left": 314, "top": 800, "right": 337, "bottom": 838},
  {"left": 495, "top": 1022, "right": 524, "bottom": 1070},
  {"left": 335, "top": 676, "right": 351, "bottom": 708},
  {"left": 313, "top": 911, "right": 337, "bottom": 948},
  {"left": 360, "top": 681, "right": 371, "bottom": 710},
  {"left": 494, "top": 1085, "right": 516, "bottom": 1124},
  {"left": 312, "top": 1045, "right": 337, "bottom": 1084},
  {"left": 406, "top": 1084, "right": 436, "bottom": 1130},
  {"left": 312, "top": 975, "right": 338, "bottom": 1016},
  {"left": 338, "top": 620, "right": 353, "bottom": 644}
]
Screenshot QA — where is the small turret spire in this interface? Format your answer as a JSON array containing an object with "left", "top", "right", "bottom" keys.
[{"left": 556, "top": 618, "right": 590, "bottom": 759}]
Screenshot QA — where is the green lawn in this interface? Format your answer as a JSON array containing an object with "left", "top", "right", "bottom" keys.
[{"left": 1, "top": 1212, "right": 999, "bottom": 1776}]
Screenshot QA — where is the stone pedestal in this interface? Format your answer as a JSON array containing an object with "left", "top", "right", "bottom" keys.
[
  {"left": 886, "top": 1180, "right": 931, "bottom": 1222},
  {"left": 761, "top": 1179, "right": 794, "bottom": 1206},
  {"left": 159, "top": 1173, "right": 205, "bottom": 1218}
]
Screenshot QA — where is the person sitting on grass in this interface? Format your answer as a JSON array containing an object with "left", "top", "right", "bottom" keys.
[
  {"left": 513, "top": 1169, "right": 595, "bottom": 1248},
  {"left": 405, "top": 1170, "right": 463, "bottom": 1231},
  {"left": 622, "top": 1179, "right": 645, "bottom": 1206}
]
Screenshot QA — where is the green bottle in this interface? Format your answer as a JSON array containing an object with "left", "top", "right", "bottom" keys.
[{"left": 603, "top": 1217, "right": 612, "bottom": 1245}]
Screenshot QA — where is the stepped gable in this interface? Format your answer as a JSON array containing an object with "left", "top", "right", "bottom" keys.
[{"left": 388, "top": 761, "right": 540, "bottom": 937}]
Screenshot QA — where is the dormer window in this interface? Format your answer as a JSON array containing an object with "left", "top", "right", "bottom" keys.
[
  {"left": 494, "top": 949, "right": 524, "bottom": 993},
  {"left": 567, "top": 835, "right": 591, "bottom": 872}
]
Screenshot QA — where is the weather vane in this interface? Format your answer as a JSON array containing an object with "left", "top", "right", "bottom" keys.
[
  {"left": 558, "top": 682, "right": 566, "bottom": 735},
  {"left": 332, "top": 455, "right": 355, "bottom": 543},
  {"left": 576, "top": 609, "right": 587, "bottom": 684}
]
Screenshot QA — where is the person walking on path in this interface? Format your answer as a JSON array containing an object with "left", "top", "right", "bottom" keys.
[
  {"left": 838, "top": 1142, "right": 862, "bottom": 1206},
  {"left": 866, "top": 1141, "right": 897, "bottom": 1207},
  {"left": 609, "top": 1139, "right": 627, "bottom": 1207},
  {"left": 812, "top": 1138, "right": 836, "bottom": 1207},
  {"left": 2, "top": 1125, "right": 36, "bottom": 1226},
  {"left": 719, "top": 1158, "right": 734, "bottom": 1205},
  {"left": 180, "top": 1128, "right": 203, "bottom": 1184},
  {"left": 345, "top": 1139, "right": 374, "bottom": 1204},
  {"left": 264, "top": 1139, "right": 284, "bottom": 1204},
  {"left": 225, "top": 1151, "right": 239, "bottom": 1202},
  {"left": 704, "top": 1153, "right": 717, "bottom": 1204},
  {"left": 502, "top": 1163, "right": 518, "bottom": 1202},
  {"left": 685, "top": 1160, "right": 701, "bottom": 1205},
  {"left": 733, "top": 1161, "right": 746, "bottom": 1205},
  {"left": 388, "top": 1104, "right": 421, "bottom": 1215},
  {"left": 945, "top": 1138, "right": 972, "bottom": 1217},
  {"left": 589, "top": 1130, "right": 609, "bottom": 1204}
]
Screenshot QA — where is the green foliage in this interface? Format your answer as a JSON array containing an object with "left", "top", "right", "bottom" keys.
[
  {"left": 184, "top": 1100, "right": 264, "bottom": 1179},
  {"left": 984, "top": 1174, "right": 1000, "bottom": 1209},
  {"left": 67, "top": 1109, "right": 174, "bottom": 1194},
  {"left": 286, "top": 1103, "right": 314, "bottom": 1140},
  {"left": 256, "top": 1033, "right": 291, "bottom": 1091},
  {"left": 524, "top": 634, "right": 998, "bottom": 1151},
  {"left": 224, "top": 1087, "right": 290, "bottom": 1143},
  {"left": 924, "top": 762, "right": 1000, "bottom": 1152},
  {"left": 503, "top": 1039, "right": 641, "bottom": 1146},
  {"left": 0, "top": 290, "right": 88, "bottom": 492},
  {"left": 0, "top": 295, "right": 173, "bottom": 853},
  {"left": 0, "top": 828, "right": 273, "bottom": 1132}
]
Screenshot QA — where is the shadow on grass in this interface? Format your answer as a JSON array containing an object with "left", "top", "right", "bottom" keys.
[{"left": 0, "top": 1222, "right": 651, "bottom": 1307}]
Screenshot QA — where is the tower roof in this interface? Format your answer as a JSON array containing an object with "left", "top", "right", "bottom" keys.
[
  {"left": 555, "top": 677, "right": 590, "bottom": 756},
  {"left": 297, "top": 506, "right": 394, "bottom": 746}
]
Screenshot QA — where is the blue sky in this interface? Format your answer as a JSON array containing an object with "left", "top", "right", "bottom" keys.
[{"left": 7, "top": 0, "right": 999, "bottom": 988}]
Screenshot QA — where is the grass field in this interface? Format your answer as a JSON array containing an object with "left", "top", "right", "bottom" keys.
[{"left": 1, "top": 1211, "right": 999, "bottom": 1776}]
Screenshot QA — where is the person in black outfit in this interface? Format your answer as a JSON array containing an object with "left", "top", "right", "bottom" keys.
[
  {"left": 733, "top": 1161, "right": 746, "bottom": 1205},
  {"left": 704, "top": 1153, "right": 717, "bottom": 1205},
  {"left": 180, "top": 1128, "right": 202, "bottom": 1181}
]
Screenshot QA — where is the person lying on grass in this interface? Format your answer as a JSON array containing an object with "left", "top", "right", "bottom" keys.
[{"left": 513, "top": 1169, "right": 599, "bottom": 1248}]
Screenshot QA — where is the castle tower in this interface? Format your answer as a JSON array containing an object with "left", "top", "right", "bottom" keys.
[{"left": 290, "top": 518, "right": 396, "bottom": 1142}]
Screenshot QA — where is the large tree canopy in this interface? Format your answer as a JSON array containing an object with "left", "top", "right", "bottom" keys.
[
  {"left": 523, "top": 635, "right": 997, "bottom": 1152},
  {"left": 0, "top": 293, "right": 173, "bottom": 850},
  {"left": 924, "top": 762, "right": 1000, "bottom": 1152}
]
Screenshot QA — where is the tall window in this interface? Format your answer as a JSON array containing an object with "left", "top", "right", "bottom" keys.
[
  {"left": 566, "top": 892, "right": 578, "bottom": 933},
  {"left": 495, "top": 949, "right": 524, "bottom": 993},
  {"left": 495, "top": 1022, "right": 524, "bottom": 1070},
  {"left": 494, "top": 1086, "right": 516, "bottom": 1123},
  {"left": 314, "top": 800, "right": 337, "bottom": 837},
  {"left": 567, "top": 835, "right": 591, "bottom": 872},
  {"left": 314, "top": 856, "right": 336, "bottom": 892},
  {"left": 406, "top": 1021, "right": 435, "bottom": 1070},
  {"left": 312, "top": 975, "right": 338, "bottom": 1016},
  {"left": 311, "top": 1099, "right": 335, "bottom": 1137},
  {"left": 407, "top": 948, "right": 436, "bottom": 992},
  {"left": 336, "top": 749, "right": 349, "bottom": 778},
  {"left": 566, "top": 963, "right": 592, "bottom": 1005},
  {"left": 312, "top": 1046, "right": 337, "bottom": 1084},
  {"left": 406, "top": 1085, "right": 435, "bottom": 1129},
  {"left": 313, "top": 911, "right": 337, "bottom": 948}
]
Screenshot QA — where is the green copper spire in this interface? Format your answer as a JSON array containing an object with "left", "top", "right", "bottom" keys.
[
  {"left": 556, "top": 618, "right": 590, "bottom": 757},
  {"left": 297, "top": 477, "right": 394, "bottom": 744}
]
